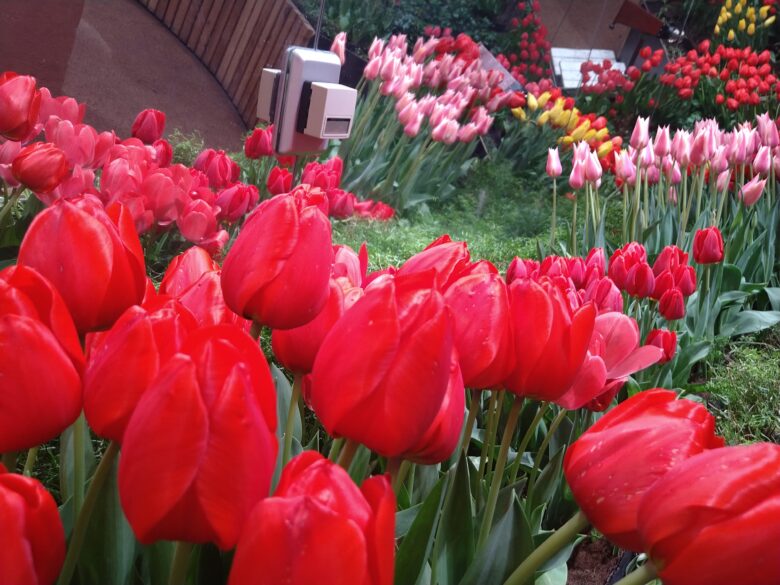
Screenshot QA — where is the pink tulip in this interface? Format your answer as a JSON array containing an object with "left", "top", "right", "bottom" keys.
[
  {"left": 716, "top": 169, "right": 731, "bottom": 192},
  {"left": 584, "top": 151, "right": 602, "bottom": 183},
  {"left": 630, "top": 116, "right": 649, "bottom": 150},
  {"left": 131, "top": 109, "right": 165, "bottom": 144},
  {"left": 557, "top": 312, "right": 663, "bottom": 411},
  {"left": 671, "top": 129, "right": 692, "bottom": 167},
  {"left": 0, "top": 138, "right": 21, "bottom": 186},
  {"left": 431, "top": 119, "right": 459, "bottom": 145},
  {"left": 739, "top": 175, "right": 767, "bottom": 206},
  {"left": 546, "top": 147, "right": 562, "bottom": 178},
  {"left": 754, "top": 145, "right": 772, "bottom": 175},
  {"left": 653, "top": 126, "right": 671, "bottom": 158},
  {"left": 38, "top": 87, "right": 85, "bottom": 125},
  {"left": 457, "top": 123, "right": 479, "bottom": 143},
  {"left": 756, "top": 112, "right": 779, "bottom": 147},
  {"left": 403, "top": 113, "right": 424, "bottom": 137},
  {"left": 569, "top": 159, "right": 585, "bottom": 190},
  {"left": 330, "top": 32, "right": 347, "bottom": 65},
  {"left": 368, "top": 37, "right": 385, "bottom": 60},
  {"left": 615, "top": 150, "right": 636, "bottom": 184},
  {"left": 364, "top": 56, "right": 382, "bottom": 80}
]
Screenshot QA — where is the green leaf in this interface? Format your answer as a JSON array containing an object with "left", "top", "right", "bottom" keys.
[
  {"left": 764, "top": 287, "right": 780, "bottom": 310},
  {"left": 139, "top": 541, "right": 175, "bottom": 585},
  {"left": 458, "top": 494, "right": 534, "bottom": 585},
  {"left": 721, "top": 310, "right": 780, "bottom": 337},
  {"left": 395, "top": 476, "right": 446, "bottom": 585},
  {"left": 396, "top": 503, "right": 423, "bottom": 539},
  {"left": 529, "top": 447, "right": 565, "bottom": 513},
  {"left": 77, "top": 454, "right": 137, "bottom": 585},
  {"left": 270, "top": 364, "right": 301, "bottom": 444},
  {"left": 536, "top": 563, "right": 568, "bottom": 585},
  {"left": 433, "top": 454, "right": 475, "bottom": 585}
]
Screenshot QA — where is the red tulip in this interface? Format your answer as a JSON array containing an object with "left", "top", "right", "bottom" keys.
[
  {"left": 221, "top": 193, "right": 333, "bottom": 329},
  {"left": 652, "top": 245, "right": 688, "bottom": 276},
  {"left": 637, "top": 443, "right": 780, "bottom": 585},
  {"left": 564, "top": 389, "right": 723, "bottom": 552},
  {"left": 84, "top": 298, "right": 197, "bottom": 442},
  {"left": 328, "top": 188, "right": 357, "bottom": 218},
  {"left": 0, "top": 265, "right": 83, "bottom": 452},
  {"left": 0, "top": 72, "right": 41, "bottom": 141},
  {"left": 0, "top": 465, "right": 66, "bottom": 585},
  {"left": 301, "top": 156, "right": 343, "bottom": 192},
  {"left": 215, "top": 183, "right": 259, "bottom": 222},
  {"left": 624, "top": 262, "right": 655, "bottom": 298},
  {"left": 443, "top": 271, "right": 515, "bottom": 388},
  {"left": 11, "top": 142, "right": 69, "bottom": 194},
  {"left": 557, "top": 312, "right": 663, "bottom": 411},
  {"left": 658, "top": 287, "right": 685, "bottom": 320},
  {"left": 130, "top": 108, "right": 165, "bottom": 144},
  {"left": 272, "top": 279, "right": 362, "bottom": 375},
  {"left": 398, "top": 235, "right": 470, "bottom": 290},
  {"left": 503, "top": 279, "right": 595, "bottom": 401},
  {"left": 228, "top": 452, "right": 394, "bottom": 585},
  {"left": 266, "top": 165, "right": 292, "bottom": 195},
  {"left": 608, "top": 242, "right": 647, "bottom": 289},
  {"left": 645, "top": 328, "right": 677, "bottom": 363},
  {"left": 244, "top": 125, "right": 274, "bottom": 159},
  {"left": 193, "top": 148, "right": 240, "bottom": 189},
  {"left": 693, "top": 226, "right": 724, "bottom": 264},
  {"left": 18, "top": 195, "right": 147, "bottom": 333},
  {"left": 118, "top": 325, "right": 278, "bottom": 549},
  {"left": 309, "top": 273, "right": 454, "bottom": 458}
]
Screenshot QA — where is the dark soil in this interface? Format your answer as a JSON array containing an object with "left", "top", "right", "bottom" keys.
[{"left": 567, "top": 539, "right": 620, "bottom": 585}]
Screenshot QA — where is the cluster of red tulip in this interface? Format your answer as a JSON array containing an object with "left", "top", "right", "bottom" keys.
[
  {"left": 244, "top": 125, "right": 394, "bottom": 220},
  {"left": 559, "top": 389, "right": 780, "bottom": 585},
  {"left": 494, "top": 0, "right": 553, "bottom": 86},
  {"left": 649, "top": 40, "right": 779, "bottom": 108},
  {"left": 580, "top": 59, "right": 641, "bottom": 97}
]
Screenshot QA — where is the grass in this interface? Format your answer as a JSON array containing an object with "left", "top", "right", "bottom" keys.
[{"left": 702, "top": 327, "right": 780, "bottom": 445}]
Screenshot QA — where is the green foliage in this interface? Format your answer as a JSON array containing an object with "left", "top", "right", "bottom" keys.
[
  {"left": 703, "top": 328, "right": 780, "bottom": 444},
  {"left": 168, "top": 129, "right": 205, "bottom": 167}
]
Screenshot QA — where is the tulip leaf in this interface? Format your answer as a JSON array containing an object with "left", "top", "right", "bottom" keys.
[
  {"left": 536, "top": 532, "right": 583, "bottom": 573},
  {"left": 720, "top": 263, "right": 743, "bottom": 292},
  {"left": 432, "top": 453, "right": 475, "bottom": 585},
  {"left": 395, "top": 475, "right": 446, "bottom": 585},
  {"left": 396, "top": 503, "right": 423, "bottom": 538},
  {"left": 458, "top": 492, "right": 533, "bottom": 585},
  {"left": 721, "top": 310, "right": 780, "bottom": 337},
  {"left": 535, "top": 563, "right": 568, "bottom": 585},
  {"left": 349, "top": 444, "right": 372, "bottom": 484},
  {"left": 270, "top": 364, "right": 302, "bottom": 443},
  {"left": 764, "top": 287, "right": 780, "bottom": 311},
  {"left": 529, "top": 446, "right": 565, "bottom": 514},
  {"left": 77, "top": 453, "right": 137, "bottom": 585}
]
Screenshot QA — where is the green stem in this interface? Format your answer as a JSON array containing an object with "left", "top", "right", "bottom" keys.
[
  {"left": 613, "top": 562, "right": 658, "bottom": 585},
  {"left": 168, "top": 541, "right": 195, "bottom": 585},
  {"left": 571, "top": 195, "right": 578, "bottom": 255},
  {"left": 508, "top": 402, "right": 550, "bottom": 484},
  {"left": 390, "top": 459, "right": 411, "bottom": 494},
  {"left": 57, "top": 442, "right": 119, "bottom": 585},
  {"left": 23, "top": 447, "right": 39, "bottom": 477},
  {"left": 327, "top": 437, "right": 344, "bottom": 461},
  {"left": 622, "top": 183, "right": 629, "bottom": 243},
  {"left": 477, "top": 397, "right": 523, "bottom": 550},
  {"left": 0, "top": 187, "right": 22, "bottom": 226},
  {"left": 282, "top": 374, "right": 303, "bottom": 466},
  {"left": 72, "top": 413, "right": 87, "bottom": 519},
  {"left": 460, "top": 390, "right": 480, "bottom": 455},
  {"left": 550, "top": 179, "right": 557, "bottom": 249},
  {"left": 484, "top": 390, "right": 505, "bottom": 484},
  {"left": 528, "top": 408, "right": 568, "bottom": 498},
  {"left": 477, "top": 391, "right": 499, "bottom": 484},
  {"left": 249, "top": 321, "right": 263, "bottom": 341},
  {"left": 337, "top": 439, "right": 359, "bottom": 471},
  {"left": 502, "top": 511, "right": 590, "bottom": 585}
]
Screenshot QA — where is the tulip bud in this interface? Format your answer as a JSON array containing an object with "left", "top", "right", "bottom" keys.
[
  {"left": 564, "top": 389, "right": 723, "bottom": 551},
  {"left": 131, "top": 108, "right": 165, "bottom": 144},
  {"left": 11, "top": 142, "right": 69, "bottom": 194},
  {"left": 693, "top": 226, "right": 724, "bottom": 264},
  {"left": 659, "top": 287, "right": 685, "bottom": 320},
  {"left": 330, "top": 32, "right": 347, "bottom": 65},
  {"left": 739, "top": 175, "right": 766, "bottom": 206},
  {"left": 0, "top": 465, "right": 66, "bottom": 585},
  {"left": 653, "top": 125, "right": 671, "bottom": 158},
  {"left": 569, "top": 159, "right": 585, "bottom": 190},
  {"left": 753, "top": 145, "right": 771, "bottom": 175},
  {"left": 0, "top": 72, "right": 41, "bottom": 141},
  {"left": 221, "top": 193, "right": 333, "bottom": 329},
  {"left": 244, "top": 125, "right": 274, "bottom": 159},
  {"left": 0, "top": 265, "right": 83, "bottom": 452},
  {"left": 194, "top": 148, "right": 240, "bottom": 189},
  {"left": 398, "top": 235, "right": 470, "bottom": 290},
  {"left": 624, "top": 262, "right": 656, "bottom": 298},
  {"left": 18, "top": 195, "right": 147, "bottom": 333},
  {"left": 630, "top": 116, "right": 649, "bottom": 150},
  {"left": 119, "top": 325, "right": 278, "bottom": 549},
  {"left": 228, "top": 452, "right": 395, "bottom": 585},
  {"left": 638, "top": 443, "right": 780, "bottom": 585},
  {"left": 645, "top": 328, "right": 677, "bottom": 363}
]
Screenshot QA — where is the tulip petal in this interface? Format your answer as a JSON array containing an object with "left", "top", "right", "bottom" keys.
[
  {"left": 361, "top": 475, "right": 396, "bottom": 585},
  {"left": 119, "top": 356, "right": 209, "bottom": 544},
  {"left": 556, "top": 354, "right": 608, "bottom": 410},
  {"left": 607, "top": 345, "right": 663, "bottom": 380}
]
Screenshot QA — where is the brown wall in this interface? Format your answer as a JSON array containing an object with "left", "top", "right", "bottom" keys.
[{"left": 540, "top": 0, "right": 634, "bottom": 55}]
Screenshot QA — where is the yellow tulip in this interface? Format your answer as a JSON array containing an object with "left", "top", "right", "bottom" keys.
[
  {"left": 582, "top": 129, "right": 598, "bottom": 142},
  {"left": 597, "top": 141, "right": 614, "bottom": 158},
  {"left": 559, "top": 135, "right": 574, "bottom": 146},
  {"left": 536, "top": 92, "right": 551, "bottom": 108},
  {"left": 748, "top": 22, "right": 755, "bottom": 35},
  {"left": 725, "top": 0, "right": 732, "bottom": 8},
  {"left": 565, "top": 113, "right": 581, "bottom": 133},
  {"left": 512, "top": 107, "right": 526, "bottom": 121},
  {"left": 765, "top": 15, "right": 776, "bottom": 26},
  {"left": 715, "top": 24, "right": 721, "bottom": 34},
  {"left": 747, "top": 7, "right": 755, "bottom": 20},
  {"left": 569, "top": 119, "right": 591, "bottom": 141},
  {"left": 760, "top": 5, "right": 770, "bottom": 19},
  {"left": 594, "top": 128, "right": 610, "bottom": 141},
  {"left": 537, "top": 111, "right": 551, "bottom": 126},
  {"left": 738, "top": 18, "right": 746, "bottom": 30},
  {"left": 728, "top": 28, "right": 736, "bottom": 40},
  {"left": 527, "top": 93, "right": 539, "bottom": 111}
]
